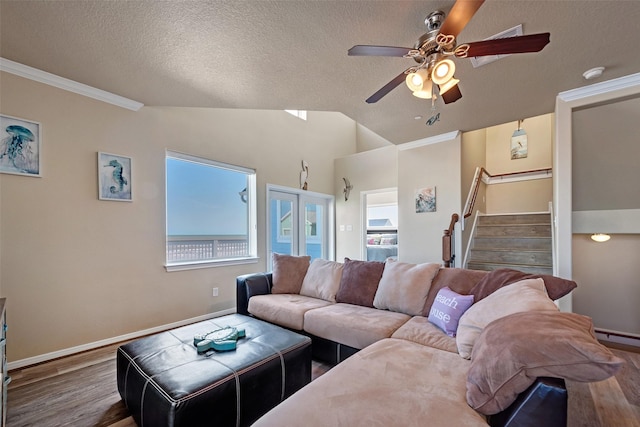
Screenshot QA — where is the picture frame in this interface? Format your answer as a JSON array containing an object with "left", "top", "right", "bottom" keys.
[
  {"left": 0, "top": 114, "right": 41, "bottom": 177},
  {"left": 98, "top": 152, "right": 132, "bottom": 201},
  {"left": 510, "top": 129, "right": 528, "bottom": 159},
  {"left": 415, "top": 186, "right": 436, "bottom": 213}
]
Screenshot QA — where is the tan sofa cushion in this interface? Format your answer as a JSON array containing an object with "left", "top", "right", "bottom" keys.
[
  {"left": 391, "top": 316, "right": 458, "bottom": 353},
  {"left": 253, "top": 338, "right": 487, "bottom": 427},
  {"left": 467, "top": 311, "right": 624, "bottom": 415},
  {"left": 248, "top": 294, "right": 331, "bottom": 330},
  {"left": 373, "top": 261, "right": 440, "bottom": 316},
  {"left": 456, "top": 278, "right": 558, "bottom": 359},
  {"left": 304, "top": 303, "right": 410, "bottom": 349},
  {"left": 299, "top": 258, "right": 344, "bottom": 302},
  {"left": 271, "top": 253, "right": 310, "bottom": 294}
]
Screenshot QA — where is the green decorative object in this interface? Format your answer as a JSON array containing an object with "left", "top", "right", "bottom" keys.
[{"left": 194, "top": 326, "right": 246, "bottom": 353}]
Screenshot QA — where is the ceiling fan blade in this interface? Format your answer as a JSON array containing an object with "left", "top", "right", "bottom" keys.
[
  {"left": 464, "top": 33, "right": 550, "bottom": 57},
  {"left": 366, "top": 71, "right": 407, "bottom": 104},
  {"left": 439, "top": 0, "right": 485, "bottom": 38},
  {"left": 348, "top": 45, "right": 413, "bottom": 57}
]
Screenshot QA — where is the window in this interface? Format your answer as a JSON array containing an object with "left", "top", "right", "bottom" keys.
[
  {"left": 284, "top": 109, "right": 307, "bottom": 120},
  {"left": 165, "top": 151, "right": 256, "bottom": 270}
]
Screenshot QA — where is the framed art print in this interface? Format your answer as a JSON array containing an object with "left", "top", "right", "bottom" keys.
[
  {"left": 98, "top": 152, "right": 132, "bottom": 201},
  {"left": 0, "top": 114, "right": 41, "bottom": 177},
  {"left": 415, "top": 186, "right": 436, "bottom": 213}
]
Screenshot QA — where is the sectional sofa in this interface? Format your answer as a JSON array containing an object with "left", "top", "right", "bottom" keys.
[{"left": 236, "top": 255, "right": 624, "bottom": 426}]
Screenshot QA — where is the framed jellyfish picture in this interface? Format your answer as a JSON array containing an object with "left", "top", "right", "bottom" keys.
[
  {"left": 98, "top": 152, "right": 132, "bottom": 201},
  {"left": 0, "top": 114, "right": 41, "bottom": 177}
]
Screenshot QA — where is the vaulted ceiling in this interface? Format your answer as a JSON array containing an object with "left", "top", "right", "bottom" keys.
[{"left": 2, "top": 1, "right": 640, "bottom": 144}]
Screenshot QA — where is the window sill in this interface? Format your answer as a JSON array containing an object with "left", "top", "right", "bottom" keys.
[{"left": 165, "top": 257, "right": 259, "bottom": 272}]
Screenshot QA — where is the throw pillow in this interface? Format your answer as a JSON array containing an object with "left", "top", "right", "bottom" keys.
[
  {"left": 469, "top": 268, "right": 577, "bottom": 303},
  {"left": 373, "top": 261, "right": 440, "bottom": 316},
  {"left": 335, "top": 258, "right": 385, "bottom": 307},
  {"left": 299, "top": 258, "right": 344, "bottom": 303},
  {"left": 422, "top": 268, "right": 487, "bottom": 317},
  {"left": 271, "top": 253, "right": 311, "bottom": 294},
  {"left": 456, "top": 278, "right": 558, "bottom": 359},
  {"left": 427, "top": 287, "right": 474, "bottom": 337},
  {"left": 466, "top": 311, "right": 624, "bottom": 415}
]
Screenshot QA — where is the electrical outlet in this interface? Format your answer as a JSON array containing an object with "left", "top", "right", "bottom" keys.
[{"left": 212, "top": 287, "right": 219, "bottom": 297}]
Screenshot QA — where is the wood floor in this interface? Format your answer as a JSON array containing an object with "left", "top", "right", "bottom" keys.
[{"left": 7, "top": 340, "right": 640, "bottom": 427}]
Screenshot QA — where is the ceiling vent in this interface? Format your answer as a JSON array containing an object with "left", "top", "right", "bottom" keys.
[{"left": 470, "top": 24, "right": 524, "bottom": 68}]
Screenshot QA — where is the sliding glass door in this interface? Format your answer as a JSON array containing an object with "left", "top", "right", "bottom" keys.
[{"left": 267, "top": 185, "right": 334, "bottom": 269}]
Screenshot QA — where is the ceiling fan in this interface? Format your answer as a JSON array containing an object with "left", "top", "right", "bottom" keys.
[{"left": 348, "top": 0, "right": 550, "bottom": 105}]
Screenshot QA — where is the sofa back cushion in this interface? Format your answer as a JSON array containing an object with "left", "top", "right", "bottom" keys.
[
  {"left": 422, "top": 268, "right": 487, "bottom": 317},
  {"left": 427, "top": 287, "right": 474, "bottom": 337},
  {"left": 336, "top": 258, "right": 385, "bottom": 307},
  {"left": 467, "top": 311, "right": 624, "bottom": 415},
  {"left": 456, "top": 278, "right": 558, "bottom": 359},
  {"left": 271, "top": 253, "right": 311, "bottom": 294},
  {"left": 469, "top": 268, "right": 577, "bottom": 302},
  {"left": 373, "top": 261, "right": 440, "bottom": 316},
  {"left": 300, "top": 258, "right": 344, "bottom": 302}
]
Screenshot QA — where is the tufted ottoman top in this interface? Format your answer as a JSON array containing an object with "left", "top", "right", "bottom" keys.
[{"left": 117, "top": 313, "right": 312, "bottom": 427}]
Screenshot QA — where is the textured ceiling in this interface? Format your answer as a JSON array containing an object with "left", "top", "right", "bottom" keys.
[{"left": 2, "top": 1, "right": 640, "bottom": 144}]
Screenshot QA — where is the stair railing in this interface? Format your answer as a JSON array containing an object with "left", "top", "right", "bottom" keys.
[
  {"left": 442, "top": 213, "right": 459, "bottom": 267},
  {"left": 462, "top": 167, "right": 553, "bottom": 225},
  {"left": 446, "top": 166, "right": 553, "bottom": 268}
]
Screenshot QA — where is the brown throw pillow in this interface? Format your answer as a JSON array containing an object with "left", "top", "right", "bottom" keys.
[
  {"left": 335, "top": 258, "right": 385, "bottom": 307},
  {"left": 271, "top": 253, "right": 311, "bottom": 294},
  {"left": 466, "top": 311, "right": 624, "bottom": 415},
  {"left": 468, "top": 268, "right": 577, "bottom": 303}
]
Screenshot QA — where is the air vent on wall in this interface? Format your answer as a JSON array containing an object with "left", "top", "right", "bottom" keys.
[{"left": 470, "top": 24, "right": 524, "bottom": 68}]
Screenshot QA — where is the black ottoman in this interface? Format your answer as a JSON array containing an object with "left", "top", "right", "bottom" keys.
[{"left": 117, "top": 314, "right": 312, "bottom": 427}]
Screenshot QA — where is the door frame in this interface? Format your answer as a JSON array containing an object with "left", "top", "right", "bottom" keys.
[{"left": 266, "top": 184, "right": 335, "bottom": 270}]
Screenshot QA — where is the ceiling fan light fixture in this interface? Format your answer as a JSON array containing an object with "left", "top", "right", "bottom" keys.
[
  {"left": 412, "top": 79, "right": 433, "bottom": 99},
  {"left": 405, "top": 69, "right": 430, "bottom": 92},
  {"left": 440, "top": 80, "right": 462, "bottom": 104},
  {"left": 438, "top": 77, "right": 459, "bottom": 95},
  {"left": 432, "top": 59, "right": 456, "bottom": 85}
]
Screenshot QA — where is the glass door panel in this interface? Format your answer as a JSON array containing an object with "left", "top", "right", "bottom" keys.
[{"left": 303, "top": 201, "right": 324, "bottom": 261}]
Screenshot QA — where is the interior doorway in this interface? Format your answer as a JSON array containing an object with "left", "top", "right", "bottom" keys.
[{"left": 362, "top": 189, "right": 398, "bottom": 261}]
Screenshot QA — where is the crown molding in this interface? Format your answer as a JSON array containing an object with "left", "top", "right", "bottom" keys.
[
  {"left": 397, "top": 130, "right": 460, "bottom": 151},
  {"left": 0, "top": 57, "right": 144, "bottom": 111},
  {"left": 557, "top": 72, "right": 640, "bottom": 103}
]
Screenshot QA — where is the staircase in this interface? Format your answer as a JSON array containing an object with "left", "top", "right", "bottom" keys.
[{"left": 466, "top": 213, "right": 553, "bottom": 275}]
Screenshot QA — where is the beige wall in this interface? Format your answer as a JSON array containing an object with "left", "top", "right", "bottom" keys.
[
  {"left": 334, "top": 146, "right": 397, "bottom": 261},
  {"left": 355, "top": 123, "right": 392, "bottom": 153},
  {"left": 0, "top": 72, "right": 357, "bottom": 363},
  {"left": 398, "top": 135, "right": 461, "bottom": 264},
  {"left": 485, "top": 114, "right": 553, "bottom": 213},
  {"left": 572, "top": 97, "right": 640, "bottom": 211},
  {"left": 572, "top": 234, "right": 640, "bottom": 335},
  {"left": 569, "top": 95, "right": 640, "bottom": 337}
]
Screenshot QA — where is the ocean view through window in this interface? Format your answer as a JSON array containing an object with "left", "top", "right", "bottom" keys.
[{"left": 166, "top": 151, "right": 256, "bottom": 269}]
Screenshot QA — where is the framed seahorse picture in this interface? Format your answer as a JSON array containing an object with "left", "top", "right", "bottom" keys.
[
  {"left": 98, "top": 152, "right": 132, "bottom": 201},
  {"left": 0, "top": 114, "right": 41, "bottom": 177}
]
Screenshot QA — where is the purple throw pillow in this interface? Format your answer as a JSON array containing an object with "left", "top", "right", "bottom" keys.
[{"left": 428, "top": 287, "right": 474, "bottom": 337}]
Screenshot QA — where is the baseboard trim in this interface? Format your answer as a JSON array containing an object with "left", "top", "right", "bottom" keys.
[{"left": 8, "top": 308, "right": 236, "bottom": 371}]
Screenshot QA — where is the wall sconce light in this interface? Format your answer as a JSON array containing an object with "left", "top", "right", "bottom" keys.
[
  {"left": 590, "top": 233, "right": 611, "bottom": 242},
  {"left": 343, "top": 177, "right": 353, "bottom": 201}
]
